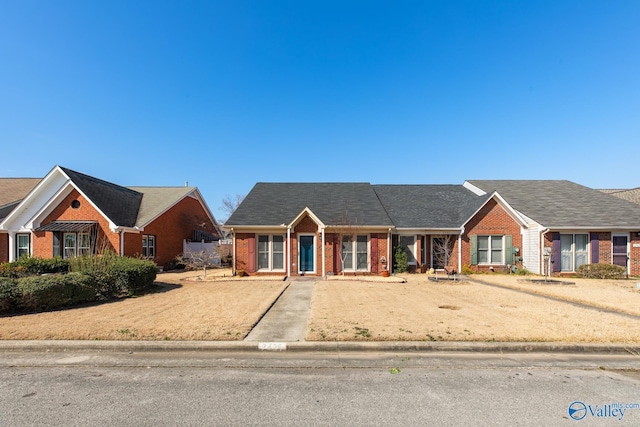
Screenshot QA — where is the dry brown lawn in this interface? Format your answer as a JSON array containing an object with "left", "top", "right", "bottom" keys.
[
  {"left": 0, "top": 270, "right": 287, "bottom": 341},
  {"left": 2, "top": 269, "right": 640, "bottom": 343},
  {"left": 307, "top": 273, "right": 640, "bottom": 343}
]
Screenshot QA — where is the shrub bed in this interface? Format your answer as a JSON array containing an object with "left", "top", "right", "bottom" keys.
[
  {"left": 0, "top": 256, "right": 158, "bottom": 313},
  {"left": 576, "top": 263, "right": 627, "bottom": 279},
  {"left": 0, "top": 257, "right": 69, "bottom": 278},
  {"left": 16, "top": 273, "right": 97, "bottom": 311}
]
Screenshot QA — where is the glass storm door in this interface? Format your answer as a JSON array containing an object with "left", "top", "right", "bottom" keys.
[
  {"left": 612, "top": 235, "right": 628, "bottom": 268},
  {"left": 299, "top": 235, "right": 315, "bottom": 273}
]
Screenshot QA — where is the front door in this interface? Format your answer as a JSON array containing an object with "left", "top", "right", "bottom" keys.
[
  {"left": 612, "top": 234, "right": 629, "bottom": 269},
  {"left": 299, "top": 235, "right": 315, "bottom": 274}
]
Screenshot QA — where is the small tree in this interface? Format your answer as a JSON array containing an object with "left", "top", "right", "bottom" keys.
[
  {"left": 432, "top": 235, "right": 456, "bottom": 269},
  {"left": 393, "top": 246, "right": 408, "bottom": 273},
  {"left": 175, "top": 247, "right": 220, "bottom": 279}
]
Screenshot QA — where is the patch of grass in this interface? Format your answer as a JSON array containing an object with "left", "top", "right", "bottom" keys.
[
  {"left": 390, "top": 367, "right": 401, "bottom": 374},
  {"left": 354, "top": 326, "right": 371, "bottom": 338}
]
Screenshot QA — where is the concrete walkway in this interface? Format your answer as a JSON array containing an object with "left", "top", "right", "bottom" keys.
[{"left": 244, "top": 279, "right": 315, "bottom": 342}]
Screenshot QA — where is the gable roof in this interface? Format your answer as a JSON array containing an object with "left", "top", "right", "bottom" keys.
[
  {"left": 226, "top": 183, "right": 393, "bottom": 227},
  {"left": 373, "top": 185, "right": 492, "bottom": 229},
  {"left": 60, "top": 167, "right": 143, "bottom": 228},
  {"left": 128, "top": 186, "right": 201, "bottom": 228},
  {"left": 0, "top": 178, "right": 41, "bottom": 221},
  {"left": 466, "top": 180, "right": 640, "bottom": 229},
  {"left": 601, "top": 188, "right": 640, "bottom": 205}
]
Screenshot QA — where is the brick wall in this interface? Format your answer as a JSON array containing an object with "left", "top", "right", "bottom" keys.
[
  {"left": 141, "top": 196, "right": 218, "bottom": 268},
  {"left": 0, "top": 234, "right": 8, "bottom": 263},
  {"left": 461, "top": 199, "right": 523, "bottom": 272},
  {"left": 36, "top": 190, "right": 118, "bottom": 258}
]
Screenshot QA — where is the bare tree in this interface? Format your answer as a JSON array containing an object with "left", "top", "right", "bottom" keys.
[
  {"left": 220, "top": 193, "right": 245, "bottom": 221},
  {"left": 432, "top": 235, "right": 456, "bottom": 269},
  {"left": 175, "top": 247, "right": 221, "bottom": 279},
  {"left": 330, "top": 202, "right": 362, "bottom": 276}
]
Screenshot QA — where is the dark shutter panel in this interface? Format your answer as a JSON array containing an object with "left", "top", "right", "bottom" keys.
[
  {"left": 247, "top": 234, "right": 255, "bottom": 272},
  {"left": 52, "top": 232, "right": 60, "bottom": 257},
  {"left": 505, "top": 235, "right": 513, "bottom": 265},
  {"left": 370, "top": 235, "right": 378, "bottom": 273},
  {"left": 591, "top": 233, "right": 599, "bottom": 264},
  {"left": 552, "top": 233, "right": 561, "bottom": 273},
  {"left": 470, "top": 235, "right": 478, "bottom": 265}
]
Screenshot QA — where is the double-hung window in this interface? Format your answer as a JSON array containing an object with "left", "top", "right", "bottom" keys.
[
  {"left": 398, "top": 235, "right": 417, "bottom": 265},
  {"left": 142, "top": 235, "right": 156, "bottom": 258},
  {"left": 560, "top": 233, "right": 588, "bottom": 271},
  {"left": 341, "top": 235, "right": 369, "bottom": 271},
  {"left": 477, "top": 236, "right": 504, "bottom": 264},
  {"left": 16, "top": 234, "right": 31, "bottom": 258},
  {"left": 257, "top": 235, "right": 285, "bottom": 271}
]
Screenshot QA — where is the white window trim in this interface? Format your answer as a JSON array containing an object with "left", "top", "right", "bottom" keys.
[
  {"left": 142, "top": 234, "right": 156, "bottom": 259},
  {"left": 559, "top": 232, "right": 590, "bottom": 272},
  {"left": 16, "top": 233, "right": 31, "bottom": 258},
  {"left": 477, "top": 235, "right": 505, "bottom": 265},
  {"left": 398, "top": 234, "right": 417, "bottom": 265},
  {"left": 611, "top": 233, "right": 630, "bottom": 273},
  {"left": 341, "top": 234, "right": 370, "bottom": 272},
  {"left": 256, "top": 234, "right": 286, "bottom": 272}
]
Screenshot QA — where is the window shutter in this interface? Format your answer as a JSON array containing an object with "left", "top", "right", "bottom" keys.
[
  {"left": 247, "top": 235, "right": 255, "bottom": 272},
  {"left": 52, "top": 232, "right": 60, "bottom": 257},
  {"left": 370, "top": 235, "right": 378, "bottom": 273},
  {"left": 505, "top": 235, "right": 512, "bottom": 265},
  {"left": 470, "top": 235, "right": 478, "bottom": 265},
  {"left": 551, "top": 233, "right": 561, "bottom": 273},
  {"left": 590, "top": 233, "right": 599, "bottom": 264}
]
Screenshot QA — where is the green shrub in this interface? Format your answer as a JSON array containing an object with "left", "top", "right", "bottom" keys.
[
  {"left": 70, "top": 254, "right": 157, "bottom": 298},
  {"left": 16, "top": 273, "right": 97, "bottom": 311},
  {"left": 514, "top": 267, "right": 532, "bottom": 275},
  {"left": 576, "top": 264, "right": 627, "bottom": 279},
  {"left": 0, "top": 278, "right": 18, "bottom": 313},
  {"left": 393, "top": 246, "right": 408, "bottom": 273},
  {"left": 461, "top": 264, "right": 473, "bottom": 275},
  {"left": 0, "top": 257, "right": 69, "bottom": 278}
]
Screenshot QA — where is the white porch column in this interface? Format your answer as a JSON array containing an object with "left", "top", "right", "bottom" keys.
[
  {"left": 321, "top": 227, "right": 325, "bottom": 277},
  {"left": 8, "top": 232, "right": 15, "bottom": 262},
  {"left": 286, "top": 227, "right": 291, "bottom": 277}
]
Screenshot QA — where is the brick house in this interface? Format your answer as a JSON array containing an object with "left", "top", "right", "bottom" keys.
[
  {"left": 0, "top": 166, "right": 221, "bottom": 269},
  {"left": 226, "top": 180, "right": 640, "bottom": 277}
]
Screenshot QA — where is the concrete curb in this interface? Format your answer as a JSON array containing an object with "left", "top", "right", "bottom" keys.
[{"left": 1, "top": 340, "right": 639, "bottom": 355}]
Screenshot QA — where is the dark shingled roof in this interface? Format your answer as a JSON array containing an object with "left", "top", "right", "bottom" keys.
[
  {"left": 226, "top": 183, "right": 393, "bottom": 227},
  {"left": 60, "top": 167, "right": 143, "bottom": 228},
  {"left": 468, "top": 180, "right": 640, "bottom": 228},
  {"left": 373, "top": 185, "right": 492, "bottom": 229}
]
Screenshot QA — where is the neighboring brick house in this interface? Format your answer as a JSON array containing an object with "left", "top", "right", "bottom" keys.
[
  {"left": 226, "top": 180, "right": 640, "bottom": 277},
  {"left": 465, "top": 180, "right": 640, "bottom": 277},
  {"left": 0, "top": 166, "right": 221, "bottom": 269}
]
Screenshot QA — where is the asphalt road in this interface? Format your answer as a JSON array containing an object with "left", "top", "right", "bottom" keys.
[{"left": 1, "top": 351, "right": 639, "bottom": 426}]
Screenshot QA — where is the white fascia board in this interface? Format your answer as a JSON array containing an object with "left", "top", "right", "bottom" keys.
[
  {"left": 226, "top": 225, "right": 288, "bottom": 232},
  {"left": 546, "top": 226, "right": 640, "bottom": 232},
  {"left": 463, "top": 181, "right": 487, "bottom": 196},
  {"left": 288, "top": 207, "right": 326, "bottom": 229},
  {"left": 0, "top": 166, "right": 60, "bottom": 230},
  {"left": 462, "top": 191, "right": 529, "bottom": 230}
]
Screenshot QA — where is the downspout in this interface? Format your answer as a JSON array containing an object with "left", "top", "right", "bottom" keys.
[
  {"left": 288, "top": 227, "right": 292, "bottom": 277},
  {"left": 119, "top": 231, "right": 124, "bottom": 256}
]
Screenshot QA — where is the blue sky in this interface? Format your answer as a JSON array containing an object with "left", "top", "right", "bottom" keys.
[{"left": 2, "top": 1, "right": 639, "bottom": 221}]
